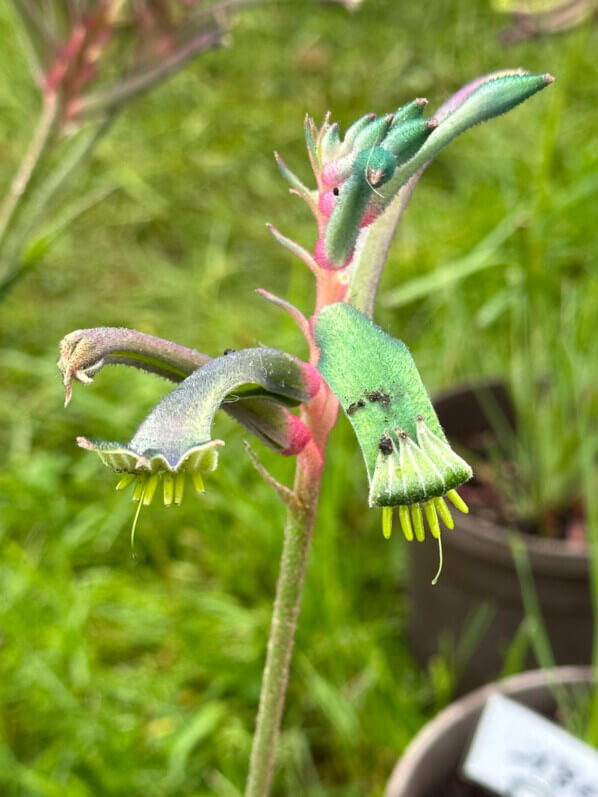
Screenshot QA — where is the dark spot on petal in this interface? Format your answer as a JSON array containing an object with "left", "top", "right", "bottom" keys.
[
  {"left": 379, "top": 434, "right": 393, "bottom": 456},
  {"left": 346, "top": 399, "right": 365, "bottom": 415},
  {"left": 366, "top": 390, "right": 391, "bottom": 407},
  {"left": 223, "top": 348, "right": 235, "bottom": 355},
  {"left": 332, "top": 187, "right": 340, "bottom": 196}
]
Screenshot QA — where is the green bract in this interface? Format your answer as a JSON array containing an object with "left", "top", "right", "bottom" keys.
[{"left": 314, "top": 303, "right": 472, "bottom": 549}]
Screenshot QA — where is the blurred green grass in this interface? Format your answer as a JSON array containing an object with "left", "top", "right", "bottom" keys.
[{"left": 0, "top": 1, "right": 597, "bottom": 794}]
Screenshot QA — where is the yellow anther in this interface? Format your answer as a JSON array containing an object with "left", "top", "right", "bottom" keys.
[
  {"left": 411, "top": 503, "right": 425, "bottom": 542},
  {"left": 163, "top": 473, "right": 174, "bottom": 506},
  {"left": 399, "top": 505, "right": 414, "bottom": 541},
  {"left": 447, "top": 489, "right": 469, "bottom": 514},
  {"left": 435, "top": 496, "right": 454, "bottom": 530},
  {"left": 174, "top": 472, "right": 185, "bottom": 505},
  {"left": 143, "top": 473, "right": 160, "bottom": 506},
  {"left": 424, "top": 500, "right": 440, "bottom": 539},
  {"left": 132, "top": 476, "right": 147, "bottom": 503},
  {"left": 116, "top": 473, "right": 136, "bottom": 491},
  {"left": 130, "top": 480, "right": 146, "bottom": 550},
  {"left": 382, "top": 507, "right": 393, "bottom": 539},
  {"left": 191, "top": 470, "right": 205, "bottom": 494}
]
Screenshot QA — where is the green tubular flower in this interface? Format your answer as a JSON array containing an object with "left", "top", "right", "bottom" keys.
[
  {"left": 57, "top": 327, "right": 318, "bottom": 455},
  {"left": 65, "top": 345, "right": 319, "bottom": 528},
  {"left": 314, "top": 303, "right": 472, "bottom": 555}
]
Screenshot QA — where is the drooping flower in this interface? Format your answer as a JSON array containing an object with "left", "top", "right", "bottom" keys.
[
  {"left": 314, "top": 303, "right": 472, "bottom": 578},
  {"left": 58, "top": 330, "right": 320, "bottom": 525}
]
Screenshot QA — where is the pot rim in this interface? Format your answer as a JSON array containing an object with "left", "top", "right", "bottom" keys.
[{"left": 385, "top": 666, "right": 593, "bottom": 797}]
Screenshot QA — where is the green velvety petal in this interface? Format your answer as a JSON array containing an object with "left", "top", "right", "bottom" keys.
[{"left": 315, "top": 303, "right": 445, "bottom": 479}]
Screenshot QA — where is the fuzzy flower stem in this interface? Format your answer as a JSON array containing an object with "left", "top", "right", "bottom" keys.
[
  {"left": 245, "top": 443, "right": 322, "bottom": 797},
  {"left": 246, "top": 322, "right": 338, "bottom": 796}
]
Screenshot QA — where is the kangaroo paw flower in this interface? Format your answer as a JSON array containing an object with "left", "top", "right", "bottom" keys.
[
  {"left": 58, "top": 328, "right": 317, "bottom": 455},
  {"left": 314, "top": 303, "right": 472, "bottom": 578},
  {"left": 72, "top": 346, "right": 319, "bottom": 538}
]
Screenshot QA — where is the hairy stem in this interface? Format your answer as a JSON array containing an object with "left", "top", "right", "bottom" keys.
[
  {"left": 346, "top": 177, "right": 419, "bottom": 319},
  {"left": 0, "top": 92, "right": 58, "bottom": 253},
  {"left": 246, "top": 355, "right": 338, "bottom": 794},
  {"left": 245, "top": 446, "right": 322, "bottom": 797}
]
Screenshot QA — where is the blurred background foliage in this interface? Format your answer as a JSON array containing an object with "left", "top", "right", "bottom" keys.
[{"left": 0, "top": 1, "right": 597, "bottom": 794}]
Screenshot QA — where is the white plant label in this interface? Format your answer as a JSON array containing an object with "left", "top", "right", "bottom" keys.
[{"left": 462, "top": 694, "right": 598, "bottom": 796}]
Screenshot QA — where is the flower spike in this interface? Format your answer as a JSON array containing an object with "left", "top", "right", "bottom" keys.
[{"left": 296, "top": 72, "right": 553, "bottom": 272}]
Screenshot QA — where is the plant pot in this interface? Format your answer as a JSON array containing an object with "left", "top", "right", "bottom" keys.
[
  {"left": 407, "top": 380, "right": 592, "bottom": 693},
  {"left": 386, "top": 666, "right": 593, "bottom": 797}
]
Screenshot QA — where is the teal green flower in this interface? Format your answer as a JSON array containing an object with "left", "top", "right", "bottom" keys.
[
  {"left": 59, "top": 330, "right": 320, "bottom": 540},
  {"left": 314, "top": 303, "right": 472, "bottom": 576}
]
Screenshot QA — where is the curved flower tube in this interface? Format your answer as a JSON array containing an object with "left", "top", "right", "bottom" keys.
[
  {"left": 123, "top": 347, "right": 317, "bottom": 469},
  {"left": 314, "top": 303, "right": 472, "bottom": 550},
  {"left": 58, "top": 327, "right": 319, "bottom": 455},
  {"left": 59, "top": 335, "right": 320, "bottom": 505}
]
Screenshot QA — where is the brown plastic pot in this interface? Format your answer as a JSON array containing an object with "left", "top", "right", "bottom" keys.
[
  {"left": 407, "top": 380, "right": 592, "bottom": 693},
  {"left": 386, "top": 667, "right": 593, "bottom": 797}
]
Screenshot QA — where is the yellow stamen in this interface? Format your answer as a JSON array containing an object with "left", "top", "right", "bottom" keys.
[
  {"left": 424, "top": 500, "right": 440, "bottom": 539},
  {"left": 143, "top": 473, "right": 160, "bottom": 506},
  {"left": 431, "top": 532, "right": 444, "bottom": 586},
  {"left": 411, "top": 503, "right": 425, "bottom": 542},
  {"left": 399, "top": 505, "right": 414, "bottom": 541},
  {"left": 116, "top": 473, "right": 136, "bottom": 491},
  {"left": 191, "top": 470, "right": 205, "bottom": 494},
  {"left": 435, "top": 496, "right": 454, "bottom": 530},
  {"left": 132, "top": 476, "right": 147, "bottom": 503},
  {"left": 382, "top": 506, "right": 393, "bottom": 539},
  {"left": 163, "top": 473, "right": 174, "bottom": 506},
  {"left": 131, "top": 481, "right": 146, "bottom": 551},
  {"left": 174, "top": 473, "right": 185, "bottom": 505},
  {"left": 447, "top": 489, "right": 469, "bottom": 514}
]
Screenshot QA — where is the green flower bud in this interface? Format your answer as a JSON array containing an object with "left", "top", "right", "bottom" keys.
[
  {"left": 324, "top": 147, "right": 396, "bottom": 265},
  {"left": 70, "top": 346, "right": 319, "bottom": 543},
  {"left": 390, "top": 98, "right": 428, "bottom": 128},
  {"left": 351, "top": 113, "right": 395, "bottom": 153},
  {"left": 321, "top": 121, "right": 341, "bottom": 163},
  {"left": 370, "top": 71, "right": 554, "bottom": 217},
  {"left": 340, "top": 112, "right": 376, "bottom": 154},
  {"left": 381, "top": 118, "right": 437, "bottom": 165}
]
